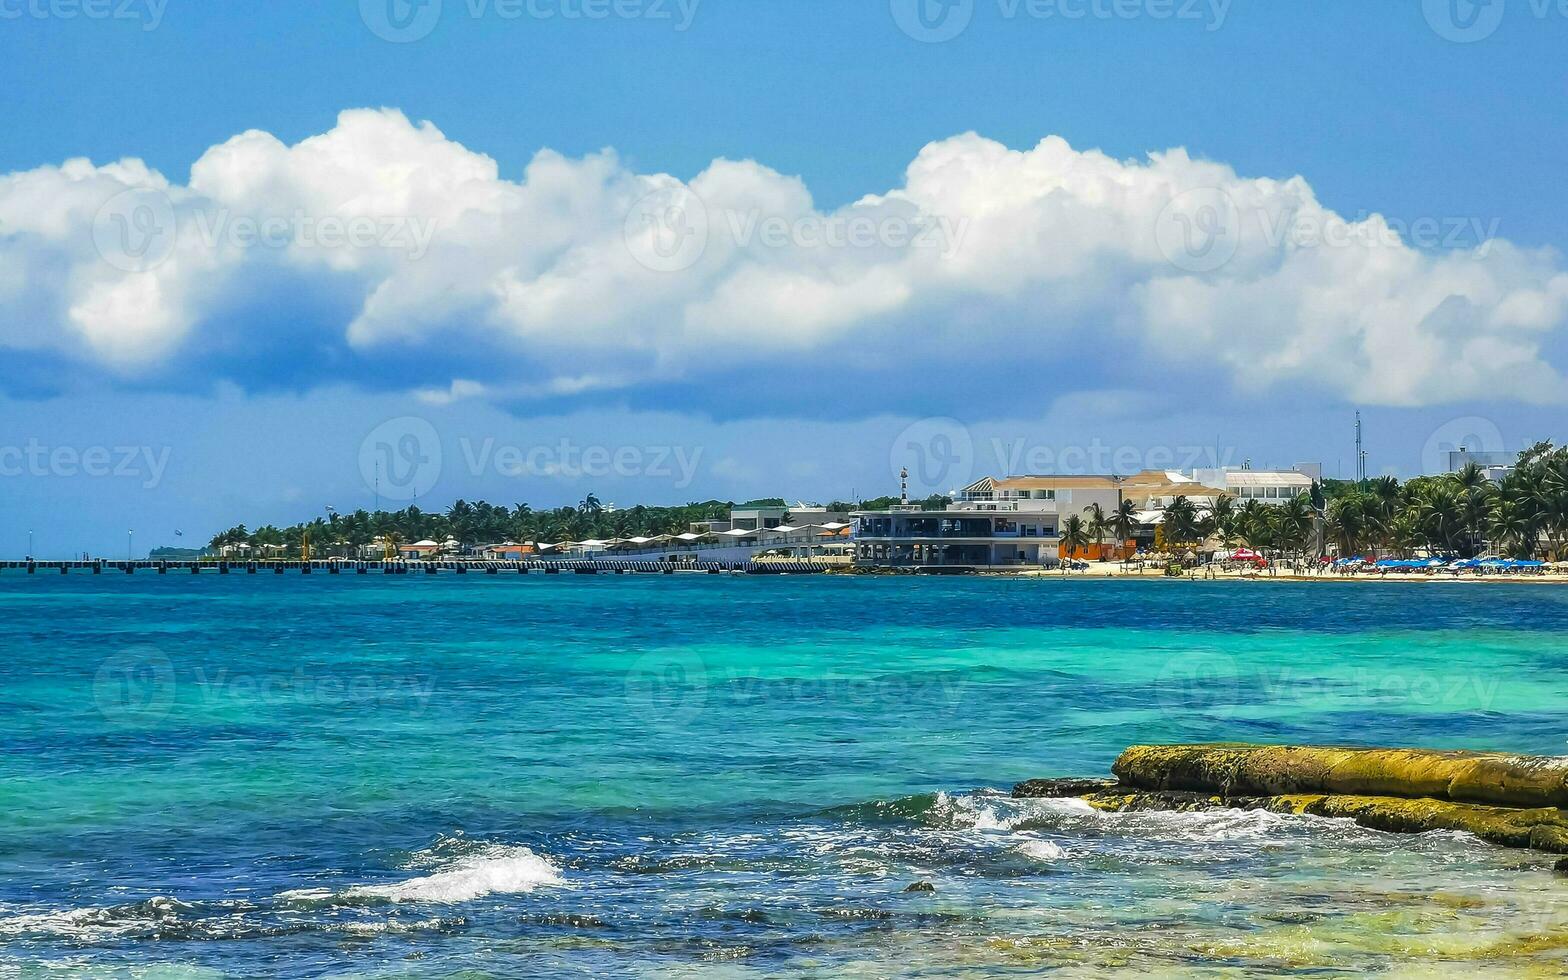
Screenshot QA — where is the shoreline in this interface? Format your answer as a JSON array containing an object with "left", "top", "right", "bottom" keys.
[
  {"left": 3, "top": 557, "right": 1564, "bottom": 584},
  {"left": 993, "top": 560, "right": 1568, "bottom": 585}
]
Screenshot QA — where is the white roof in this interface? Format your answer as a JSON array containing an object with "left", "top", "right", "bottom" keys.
[
  {"left": 676, "top": 532, "right": 706, "bottom": 541},
  {"left": 720, "top": 527, "right": 758, "bottom": 537},
  {"left": 411, "top": 539, "right": 439, "bottom": 547},
  {"left": 1133, "top": 510, "right": 1165, "bottom": 525},
  {"left": 818, "top": 521, "right": 850, "bottom": 530},
  {"left": 1226, "top": 471, "right": 1313, "bottom": 488}
]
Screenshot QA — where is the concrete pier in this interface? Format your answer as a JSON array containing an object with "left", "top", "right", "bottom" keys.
[{"left": 0, "top": 559, "right": 831, "bottom": 577}]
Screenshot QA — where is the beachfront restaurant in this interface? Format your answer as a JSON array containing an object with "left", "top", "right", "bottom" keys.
[{"left": 854, "top": 475, "right": 1122, "bottom": 569}]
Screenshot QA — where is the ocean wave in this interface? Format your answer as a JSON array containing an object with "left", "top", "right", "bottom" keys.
[
  {"left": 0, "top": 896, "right": 200, "bottom": 942},
  {"left": 1015, "top": 839, "right": 1067, "bottom": 861},
  {"left": 818, "top": 787, "right": 1428, "bottom": 867},
  {"left": 0, "top": 842, "right": 564, "bottom": 944},
  {"left": 342, "top": 844, "right": 564, "bottom": 904}
]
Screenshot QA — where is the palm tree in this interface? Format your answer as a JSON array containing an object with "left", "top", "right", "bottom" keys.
[
  {"left": 1162, "top": 496, "right": 1199, "bottom": 546},
  {"left": 1209, "top": 495, "right": 1237, "bottom": 548},
  {"left": 1083, "top": 502, "right": 1111, "bottom": 560},
  {"left": 1108, "top": 499, "right": 1139, "bottom": 557},
  {"left": 1415, "top": 484, "right": 1465, "bottom": 555},
  {"left": 1235, "top": 499, "right": 1268, "bottom": 549},
  {"left": 1327, "top": 494, "right": 1368, "bottom": 557},
  {"left": 1367, "top": 475, "right": 1402, "bottom": 553},
  {"left": 1489, "top": 498, "right": 1531, "bottom": 558},
  {"left": 1274, "top": 496, "right": 1315, "bottom": 558},
  {"left": 1059, "top": 514, "right": 1090, "bottom": 562}
]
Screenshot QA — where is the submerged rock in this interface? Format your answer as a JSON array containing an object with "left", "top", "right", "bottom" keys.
[
  {"left": 904, "top": 881, "right": 936, "bottom": 893},
  {"left": 1011, "top": 777, "right": 1118, "bottom": 798}
]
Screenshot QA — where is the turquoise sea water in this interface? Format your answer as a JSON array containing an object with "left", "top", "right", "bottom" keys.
[{"left": 3, "top": 575, "right": 1568, "bottom": 977}]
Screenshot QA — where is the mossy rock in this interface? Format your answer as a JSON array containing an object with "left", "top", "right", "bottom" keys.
[{"left": 1111, "top": 743, "right": 1568, "bottom": 809}]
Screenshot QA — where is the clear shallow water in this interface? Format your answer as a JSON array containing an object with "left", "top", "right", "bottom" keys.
[{"left": 2, "top": 575, "right": 1568, "bottom": 976}]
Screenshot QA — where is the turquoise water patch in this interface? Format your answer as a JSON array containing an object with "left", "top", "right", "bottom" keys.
[{"left": 2, "top": 576, "right": 1567, "bottom": 975}]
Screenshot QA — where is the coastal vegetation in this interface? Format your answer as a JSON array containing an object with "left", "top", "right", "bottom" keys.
[
  {"left": 207, "top": 493, "right": 953, "bottom": 558},
  {"left": 1145, "top": 442, "right": 1568, "bottom": 561},
  {"left": 202, "top": 443, "right": 1568, "bottom": 562}
]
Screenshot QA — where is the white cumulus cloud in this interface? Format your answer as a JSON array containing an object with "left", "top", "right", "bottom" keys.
[{"left": 1, "top": 107, "right": 1564, "bottom": 410}]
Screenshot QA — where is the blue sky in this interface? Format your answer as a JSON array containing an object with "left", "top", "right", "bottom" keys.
[{"left": 2, "top": 0, "right": 1566, "bottom": 556}]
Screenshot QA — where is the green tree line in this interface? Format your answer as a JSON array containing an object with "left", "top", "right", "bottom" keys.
[
  {"left": 206, "top": 493, "right": 952, "bottom": 557},
  {"left": 1061, "top": 442, "right": 1568, "bottom": 561}
]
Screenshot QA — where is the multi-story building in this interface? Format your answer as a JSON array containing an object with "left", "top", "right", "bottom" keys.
[
  {"left": 1191, "top": 467, "right": 1315, "bottom": 504},
  {"left": 853, "top": 475, "right": 1124, "bottom": 568},
  {"left": 1116, "top": 470, "right": 1230, "bottom": 549},
  {"left": 1446, "top": 450, "right": 1514, "bottom": 482}
]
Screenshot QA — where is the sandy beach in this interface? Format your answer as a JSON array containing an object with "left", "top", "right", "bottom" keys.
[{"left": 1008, "top": 561, "right": 1568, "bottom": 584}]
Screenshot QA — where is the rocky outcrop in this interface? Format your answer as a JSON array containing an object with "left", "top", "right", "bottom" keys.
[
  {"left": 1107, "top": 744, "right": 1568, "bottom": 809},
  {"left": 1014, "top": 743, "right": 1568, "bottom": 857}
]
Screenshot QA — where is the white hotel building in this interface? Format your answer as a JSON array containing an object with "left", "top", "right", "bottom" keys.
[{"left": 853, "top": 476, "right": 1124, "bottom": 568}]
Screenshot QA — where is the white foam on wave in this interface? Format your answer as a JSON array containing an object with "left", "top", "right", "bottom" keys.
[
  {"left": 0, "top": 896, "right": 191, "bottom": 941},
  {"left": 345, "top": 845, "right": 563, "bottom": 904},
  {"left": 1015, "top": 839, "right": 1067, "bottom": 861},
  {"left": 930, "top": 792, "right": 1074, "bottom": 863}
]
